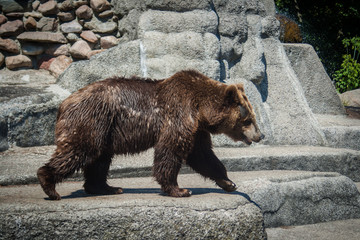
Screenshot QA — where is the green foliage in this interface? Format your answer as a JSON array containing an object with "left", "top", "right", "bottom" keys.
[
  {"left": 333, "top": 37, "right": 360, "bottom": 93},
  {"left": 274, "top": 0, "right": 360, "bottom": 76}
]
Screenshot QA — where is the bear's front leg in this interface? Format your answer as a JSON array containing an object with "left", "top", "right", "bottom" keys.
[
  {"left": 186, "top": 130, "right": 237, "bottom": 193},
  {"left": 153, "top": 146, "right": 191, "bottom": 197}
]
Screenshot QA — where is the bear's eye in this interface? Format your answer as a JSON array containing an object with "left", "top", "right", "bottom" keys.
[{"left": 243, "top": 120, "right": 252, "bottom": 126}]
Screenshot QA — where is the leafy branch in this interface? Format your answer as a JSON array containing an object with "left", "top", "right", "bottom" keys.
[{"left": 334, "top": 37, "right": 360, "bottom": 93}]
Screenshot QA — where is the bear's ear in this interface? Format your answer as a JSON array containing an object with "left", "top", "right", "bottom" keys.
[{"left": 225, "top": 85, "right": 240, "bottom": 106}]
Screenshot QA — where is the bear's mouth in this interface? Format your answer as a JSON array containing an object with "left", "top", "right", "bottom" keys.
[{"left": 243, "top": 137, "right": 253, "bottom": 145}]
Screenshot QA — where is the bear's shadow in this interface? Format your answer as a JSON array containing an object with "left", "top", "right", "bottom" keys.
[{"left": 57, "top": 188, "right": 260, "bottom": 209}]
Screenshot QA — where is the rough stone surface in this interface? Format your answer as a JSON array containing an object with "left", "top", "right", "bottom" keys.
[
  {"left": 75, "top": 4, "right": 93, "bottom": 19},
  {"left": 59, "top": 40, "right": 141, "bottom": 91},
  {"left": 69, "top": 40, "right": 92, "bottom": 59},
  {"left": 80, "top": 30, "right": 98, "bottom": 43},
  {"left": 0, "top": 14, "right": 7, "bottom": 25},
  {"left": 0, "top": 19, "right": 24, "bottom": 36},
  {"left": 267, "top": 218, "right": 360, "bottom": 240},
  {"left": 0, "top": 0, "right": 24, "bottom": 13},
  {"left": 66, "top": 32, "right": 80, "bottom": 42},
  {"left": 90, "top": 0, "right": 111, "bottom": 13},
  {"left": 36, "top": 17, "right": 57, "bottom": 32},
  {"left": 0, "top": 69, "right": 63, "bottom": 149},
  {"left": 284, "top": 43, "right": 345, "bottom": 115},
  {"left": 24, "top": 16, "right": 37, "bottom": 31},
  {"left": 0, "top": 173, "right": 266, "bottom": 239},
  {"left": 87, "top": 49, "right": 105, "bottom": 58},
  {"left": 57, "top": 11, "right": 75, "bottom": 22},
  {"left": 73, "top": 0, "right": 89, "bottom": 8},
  {"left": 340, "top": 88, "right": 360, "bottom": 108},
  {"left": 38, "top": 57, "right": 55, "bottom": 70},
  {"left": 60, "top": 20, "right": 83, "bottom": 33},
  {"left": 0, "top": 52, "right": 4, "bottom": 67},
  {"left": 138, "top": 10, "right": 218, "bottom": 35},
  {"left": 0, "top": 169, "right": 359, "bottom": 232},
  {"left": 117, "top": 9, "right": 142, "bottom": 41},
  {"left": 37, "top": 0, "right": 58, "bottom": 15},
  {"left": 24, "top": 11, "right": 42, "bottom": 19},
  {"left": 17, "top": 32, "right": 68, "bottom": 43},
  {"left": 0, "top": 38, "right": 20, "bottom": 53},
  {"left": 5, "top": 55, "right": 32, "bottom": 70},
  {"left": 98, "top": 9, "right": 114, "bottom": 18},
  {"left": 48, "top": 55, "right": 73, "bottom": 78},
  {"left": 59, "top": 0, "right": 75, "bottom": 11},
  {"left": 316, "top": 114, "right": 360, "bottom": 151},
  {"left": 45, "top": 44, "right": 70, "bottom": 56},
  {"left": 83, "top": 15, "right": 117, "bottom": 33},
  {"left": 1, "top": 144, "right": 360, "bottom": 187},
  {"left": 100, "top": 35, "right": 118, "bottom": 49}
]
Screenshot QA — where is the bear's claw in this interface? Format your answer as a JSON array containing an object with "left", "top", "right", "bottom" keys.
[
  {"left": 216, "top": 179, "right": 237, "bottom": 192},
  {"left": 168, "top": 188, "right": 192, "bottom": 197}
]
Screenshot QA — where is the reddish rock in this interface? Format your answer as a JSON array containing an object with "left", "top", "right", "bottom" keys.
[
  {"left": 57, "top": 12, "right": 75, "bottom": 22},
  {"left": 5, "top": 55, "right": 32, "bottom": 70},
  {"left": 24, "top": 17, "right": 37, "bottom": 31},
  {"left": 69, "top": 40, "right": 92, "bottom": 59},
  {"left": 0, "top": 20, "right": 24, "bottom": 37},
  {"left": 100, "top": 36, "right": 118, "bottom": 49},
  {"left": 59, "top": 0, "right": 74, "bottom": 11},
  {"left": 340, "top": 89, "right": 360, "bottom": 108},
  {"left": 0, "top": 38, "right": 20, "bottom": 54},
  {"left": 87, "top": 49, "right": 105, "bottom": 58},
  {"left": 45, "top": 44, "right": 70, "bottom": 56},
  {"left": 80, "top": 30, "right": 98, "bottom": 43},
  {"left": 17, "top": 32, "right": 68, "bottom": 43},
  {"left": 5, "top": 12, "right": 24, "bottom": 18},
  {"left": 37, "top": 17, "right": 58, "bottom": 32},
  {"left": 0, "top": 52, "right": 4, "bottom": 67},
  {"left": 73, "top": 0, "right": 88, "bottom": 8},
  {"left": 38, "top": 0, "right": 59, "bottom": 15},
  {"left": 24, "top": 12, "right": 43, "bottom": 19},
  {"left": 90, "top": 0, "right": 111, "bottom": 13},
  {"left": 98, "top": 10, "right": 113, "bottom": 18},
  {"left": 0, "top": 14, "right": 7, "bottom": 25},
  {"left": 38, "top": 56, "right": 55, "bottom": 70},
  {"left": 49, "top": 55, "right": 73, "bottom": 78},
  {"left": 32, "top": 1, "right": 40, "bottom": 11},
  {"left": 76, "top": 5, "right": 93, "bottom": 20}
]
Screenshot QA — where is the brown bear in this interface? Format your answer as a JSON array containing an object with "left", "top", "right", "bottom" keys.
[{"left": 37, "top": 70, "right": 264, "bottom": 200}]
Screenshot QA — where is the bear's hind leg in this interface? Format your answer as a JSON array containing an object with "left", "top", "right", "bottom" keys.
[
  {"left": 83, "top": 153, "right": 123, "bottom": 195},
  {"left": 37, "top": 165, "right": 61, "bottom": 200},
  {"left": 37, "top": 150, "right": 83, "bottom": 200}
]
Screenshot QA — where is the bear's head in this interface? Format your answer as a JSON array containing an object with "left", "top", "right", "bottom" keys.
[{"left": 214, "top": 83, "right": 264, "bottom": 145}]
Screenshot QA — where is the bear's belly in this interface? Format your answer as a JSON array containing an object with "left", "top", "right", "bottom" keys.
[{"left": 111, "top": 112, "right": 161, "bottom": 155}]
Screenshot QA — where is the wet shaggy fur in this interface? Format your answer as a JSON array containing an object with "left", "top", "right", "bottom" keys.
[{"left": 37, "top": 70, "right": 263, "bottom": 200}]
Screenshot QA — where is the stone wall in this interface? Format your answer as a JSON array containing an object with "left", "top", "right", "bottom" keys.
[
  {"left": 0, "top": 0, "right": 120, "bottom": 77},
  {"left": 0, "top": 0, "right": 350, "bottom": 150}
]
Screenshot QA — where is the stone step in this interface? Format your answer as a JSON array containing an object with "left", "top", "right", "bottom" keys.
[
  {"left": 1, "top": 171, "right": 359, "bottom": 239},
  {"left": 267, "top": 218, "right": 360, "bottom": 240},
  {"left": 1, "top": 145, "right": 360, "bottom": 186},
  {"left": 316, "top": 114, "right": 360, "bottom": 151}
]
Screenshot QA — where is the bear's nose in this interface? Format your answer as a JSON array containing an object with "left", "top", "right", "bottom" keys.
[{"left": 260, "top": 133, "right": 265, "bottom": 140}]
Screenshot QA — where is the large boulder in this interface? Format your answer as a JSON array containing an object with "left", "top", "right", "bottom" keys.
[
  {"left": 56, "top": 0, "right": 343, "bottom": 147},
  {"left": 0, "top": 70, "right": 69, "bottom": 150}
]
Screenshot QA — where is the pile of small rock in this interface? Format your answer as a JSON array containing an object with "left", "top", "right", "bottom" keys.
[{"left": 0, "top": 0, "right": 120, "bottom": 77}]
